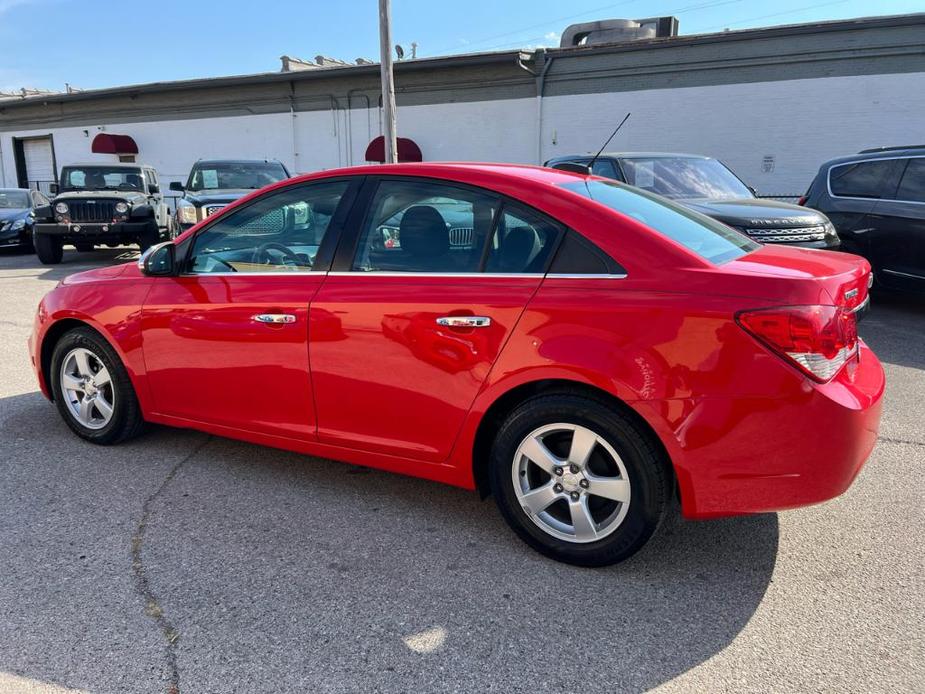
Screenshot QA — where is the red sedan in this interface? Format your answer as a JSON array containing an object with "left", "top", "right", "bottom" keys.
[{"left": 28, "top": 163, "right": 884, "bottom": 566}]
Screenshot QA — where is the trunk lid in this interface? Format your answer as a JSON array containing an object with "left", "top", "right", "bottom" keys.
[{"left": 719, "top": 245, "right": 871, "bottom": 310}]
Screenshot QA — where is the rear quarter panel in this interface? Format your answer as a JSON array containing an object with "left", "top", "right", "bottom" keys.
[{"left": 448, "top": 277, "right": 814, "bottom": 507}]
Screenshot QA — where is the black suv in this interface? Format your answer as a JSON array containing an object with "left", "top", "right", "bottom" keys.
[
  {"left": 801, "top": 146, "right": 925, "bottom": 293},
  {"left": 32, "top": 163, "right": 172, "bottom": 264},
  {"left": 170, "top": 159, "right": 290, "bottom": 231},
  {"left": 546, "top": 152, "right": 839, "bottom": 249}
]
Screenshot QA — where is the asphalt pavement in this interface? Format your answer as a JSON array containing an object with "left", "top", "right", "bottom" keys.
[{"left": 0, "top": 247, "right": 922, "bottom": 693}]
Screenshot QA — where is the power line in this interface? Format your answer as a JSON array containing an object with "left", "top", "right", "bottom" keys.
[
  {"left": 699, "top": 0, "right": 851, "bottom": 31},
  {"left": 429, "top": 0, "right": 643, "bottom": 55},
  {"left": 465, "top": 0, "right": 747, "bottom": 54}
]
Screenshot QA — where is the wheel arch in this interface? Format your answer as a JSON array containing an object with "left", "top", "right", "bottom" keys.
[
  {"left": 470, "top": 378, "right": 676, "bottom": 502},
  {"left": 40, "top": 317, "right": 139, "bottom": 404}
]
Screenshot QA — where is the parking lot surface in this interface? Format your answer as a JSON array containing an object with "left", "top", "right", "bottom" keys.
[{"left": 0, "top": 247, "right": 922, "bottom": 694}]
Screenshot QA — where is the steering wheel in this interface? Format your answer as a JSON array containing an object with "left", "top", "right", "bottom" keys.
[{"left": 251, "top": 242, "right": 303, "bottom": 268}]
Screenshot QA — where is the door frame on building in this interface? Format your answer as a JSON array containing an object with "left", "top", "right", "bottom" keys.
[{"left": 12, "top": 134, "right": 58, "bottom": 192}]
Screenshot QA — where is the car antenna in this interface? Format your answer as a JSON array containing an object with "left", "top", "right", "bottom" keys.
[{"left": 587, "top": 112, "right": 631, "bottom": 172}]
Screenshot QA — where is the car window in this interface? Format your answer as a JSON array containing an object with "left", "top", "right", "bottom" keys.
[
  {"left": 590, "top": 159, "right": 619, "bottom": 179},
  {"left": 0, "top": 190, "right": 30, "bottom": 208},
  {"left": 829, "top": 160, "right": 894, "bottom": 199},
  {"left": 353, "top": 180, "right": 500, "bottom": 273},
  {"left": 484, "top": 206, "right": 560, "bottom": 274},
  {"left": 896, "top": 158, "right": 925, "bottom": 203},
  {"left": 187, "top": 181, "right": 349, "bottom": 274},
  {"left": 561, "top": 179, "right": 758, "bottom": 265},
  {"left": 618, "top": 157, "right": 751, "bottom": 199},
  {"left": 188, "top": 162, "right": 288, "bottom": 191},
  {"left": 60, "top": 166, "right": 144, "bottom": 191}
]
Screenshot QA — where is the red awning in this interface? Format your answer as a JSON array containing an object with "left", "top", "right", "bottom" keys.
[
  {"left": 365, "top": 136, "right": 422, "bottom": 163},
  {"left": 91, "top": 133, "right": 139, "bottom": 155}
]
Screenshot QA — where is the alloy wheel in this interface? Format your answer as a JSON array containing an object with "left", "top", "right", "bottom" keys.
[
  {"left": 59, "top": 347, "right": 115, "bottom": 430},
  {"left": 512, "top": 423, "right": 631, "bottom": 543}
]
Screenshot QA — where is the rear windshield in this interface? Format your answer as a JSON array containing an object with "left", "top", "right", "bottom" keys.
[{"left": 560, "top": 179, "right": 758, "bottom": 265}]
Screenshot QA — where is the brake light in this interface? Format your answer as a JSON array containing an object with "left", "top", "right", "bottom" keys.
[{"left": 736, "top": 305, "right": 858, "bottom": 382}]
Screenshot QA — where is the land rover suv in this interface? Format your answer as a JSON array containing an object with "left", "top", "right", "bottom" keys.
[
  {"left": 32, "top": 163, "right": 172, "bottom": 264},
  {"left": 546, "top": 153, "right": 840, "bottom": 249}
]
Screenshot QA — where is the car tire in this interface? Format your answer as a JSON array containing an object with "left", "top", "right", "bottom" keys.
[
  {"left": 34, "top": 233, "right": 63, "bottom": 264},
  {"left": 138, "top": 220, "right": 159, "bottom": 252},
  {"left": 49, "top": 327, "right": 145, "bottom": 445},
  {"left": 489, "top": 393, "right": 670, "bottom": 567}
]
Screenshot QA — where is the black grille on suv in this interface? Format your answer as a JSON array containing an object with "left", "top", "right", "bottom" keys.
[{"left": 67, "top": 200, "right": 118, "bottom": 223}]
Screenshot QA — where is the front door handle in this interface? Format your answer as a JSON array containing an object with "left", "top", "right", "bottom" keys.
[
  {"left": 252, "top": 313, "right": 297, "bottom": 324},
  {"left": 436, "top": 316, "right": 491, "bottom": 328}
]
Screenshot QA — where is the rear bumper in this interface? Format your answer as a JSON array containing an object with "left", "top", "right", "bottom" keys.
[
  {"left": 34, "top": 221, "right": 149, "bottom": 241},
  {"left": 640, "top": 340, "right": 884, "bottom": 519}
]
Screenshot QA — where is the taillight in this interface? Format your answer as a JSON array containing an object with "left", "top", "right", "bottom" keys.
[{"left": 736, "top": 305, "right": 859, "bottom": 382}]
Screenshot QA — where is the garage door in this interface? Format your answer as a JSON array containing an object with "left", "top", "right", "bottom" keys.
[{"left": 22, "top": 137, "right": 55, "bottom": 188}]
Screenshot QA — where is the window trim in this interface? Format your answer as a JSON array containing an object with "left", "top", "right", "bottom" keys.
[
  {"left": 334, "top": 174, "right": 568, "bottom": 277},
  {"left": 826, "top": 156, "right": 920, "bottom": 204},
  {"left": 178, "top": 176, "right": 363, "bottom": 276}
]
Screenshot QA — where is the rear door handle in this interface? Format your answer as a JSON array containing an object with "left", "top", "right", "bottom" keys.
[
  {"left": 252, "top": 313, "right": 297, "bottom": 324},
  {"left": 436, "top": 316, "right": 491, "bottom": 328}
]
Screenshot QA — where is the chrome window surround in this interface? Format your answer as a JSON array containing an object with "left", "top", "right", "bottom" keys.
[
  {"left": 176, "top": 271, "right": 629, "bottom": 279},
  {"left": 827, "top": 154, "right": 925, "bottom": 205}
]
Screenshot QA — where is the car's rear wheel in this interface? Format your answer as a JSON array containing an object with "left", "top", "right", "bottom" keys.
[
  {"left": 49, "top": 327, "right": 144, "bottom": 445},
  {"left": 489, "top": 393, "right": 670, "bottom": 567},
  {"left": 34, "top": 233, "right": 63, "bottom": 264}
]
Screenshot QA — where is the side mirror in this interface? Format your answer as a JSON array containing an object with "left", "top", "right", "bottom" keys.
[
  {"left": 169, "top": 181, "right": 185, "bottom": 192},
  {"left": 149, "top": 184, "right": 160, "bottom": 195},
  {"left": 139, "top": 241, "right": 176, "bottom": 276},
  {"left": 49, "top": 183, "right": 59, "bottom": 194}
]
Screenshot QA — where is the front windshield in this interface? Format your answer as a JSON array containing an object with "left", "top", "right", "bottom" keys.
[
  {"left": 619, "top": 157, "right": 752, "bottom": 200},
  {"left": 188, "top": 162, "right": 288, "bottom": 191},
  {"left": 60, "top": 167, "right": 143, "bottom": 192},
  {"left": 561, "top": 179, "right": 758, "bottom": 265},
  {"left": 0, "top": 190, "right": 30, "bottom": 208}
]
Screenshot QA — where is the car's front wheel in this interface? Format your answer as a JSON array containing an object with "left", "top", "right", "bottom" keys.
[
  {"left": 49, "top": 327, "right": 144, "bottom": 444},
  {"left": 33, "top": 233, "right": 63, "bottom": 264},
  {"left": 489, "top": 393, "right": 670, "bottom": 567}
]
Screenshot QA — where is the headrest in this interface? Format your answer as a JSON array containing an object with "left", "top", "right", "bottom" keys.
[
  {"left": 399, "top": 205, "right": 448, "bottom": 257},
  {"left": 504, "top": 226, "right": 541, "bottom": 268}
]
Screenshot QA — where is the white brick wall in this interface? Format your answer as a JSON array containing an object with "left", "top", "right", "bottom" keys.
[{"left": 1, "top": 71, "right": 923, "bottom": 195}]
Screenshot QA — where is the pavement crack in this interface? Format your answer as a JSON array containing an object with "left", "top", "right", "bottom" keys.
[
  {"left": 131, "top": 435, "right": 211, "bottom": 694},
  {"left": 878, "top": 435, "right": 925, "bottom": 448}
]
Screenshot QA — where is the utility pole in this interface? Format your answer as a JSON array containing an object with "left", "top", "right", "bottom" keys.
[{"left": 378, "top": 0, "right": 398, "bottom": 164}]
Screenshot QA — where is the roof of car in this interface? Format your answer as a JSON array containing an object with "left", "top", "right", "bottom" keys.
[
  {"left": 193, "top": 159, "right": 285, "bottom": 166},
  {"left": 820, "top": 146, "right": 925, "bottom": 168},
  {"left": 547, "top": 152, "right": 713, "bottom": 164},
  {"left": 63, "top": 162, "right": 147, "bottom": 169}
]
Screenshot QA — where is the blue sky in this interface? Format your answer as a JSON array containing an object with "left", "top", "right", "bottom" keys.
[{"left": 0, "top": 0, "right": 921, "bottom": 91}]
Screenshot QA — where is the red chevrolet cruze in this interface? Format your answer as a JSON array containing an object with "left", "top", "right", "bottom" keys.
[{"left": 29, "top": 163, "right": 884, "bottom": 566}]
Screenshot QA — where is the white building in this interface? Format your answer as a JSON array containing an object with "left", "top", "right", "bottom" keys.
[{"left": 1, "top": 12, "right": 923, "bottom": 198}]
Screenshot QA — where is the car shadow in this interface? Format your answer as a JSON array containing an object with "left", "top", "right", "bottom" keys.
[
  {"left": 0, "top": 391, "right": 779, "bottom": 693},
  {"left": 0, "top": 245, "right": 139, "bottom": 283},
  {"left": 861, "top": 291, "right": 925, "bottom": 372}
]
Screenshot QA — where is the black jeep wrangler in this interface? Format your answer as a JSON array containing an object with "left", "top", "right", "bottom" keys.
[{"left": 32, "top": 162, "right": 173, "bottom": 264}]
